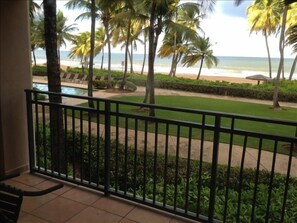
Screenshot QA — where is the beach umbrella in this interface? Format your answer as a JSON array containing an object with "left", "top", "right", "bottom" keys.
[{"left": 246, "top": 74, "right": 272, "bottom": 85}]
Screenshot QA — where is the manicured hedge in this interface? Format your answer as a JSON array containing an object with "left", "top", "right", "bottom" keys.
[{"left": 37, "top": 127, "right": 297, "bottom": 223}]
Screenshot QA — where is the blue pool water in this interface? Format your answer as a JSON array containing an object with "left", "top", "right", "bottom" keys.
[{"left": 33, "top": 83, "right": 87, "bottom": 96}]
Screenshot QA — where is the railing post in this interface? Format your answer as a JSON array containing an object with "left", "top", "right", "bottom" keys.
[
  {"left": 208, "top": 115, "right": 221, "bottom": 222},
  {"left": 25, "top": 90, "right": 35, "bottom": 173},
  {"left": 104, "top": 100, "right": 111, "bottom": 196}
]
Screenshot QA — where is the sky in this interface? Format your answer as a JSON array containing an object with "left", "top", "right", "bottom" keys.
[{"left": 50, "top": 0, "right": 294, "bottom": 58}]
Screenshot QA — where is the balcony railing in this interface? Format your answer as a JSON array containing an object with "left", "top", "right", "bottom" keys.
[{"left": 25, "top": 89, "right": 297, "bottom": 223}]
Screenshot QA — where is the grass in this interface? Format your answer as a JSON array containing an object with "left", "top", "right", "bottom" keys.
[
  {"left": 75, "top": 95, "right": 297, "bottom": 154},
  {"left": 106, "top": 95, "right": 297, "bottom": 154}
]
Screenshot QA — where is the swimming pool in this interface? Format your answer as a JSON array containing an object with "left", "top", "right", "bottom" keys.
[{"left": 33, "top": 83, "right": 87, "bottom": 96}]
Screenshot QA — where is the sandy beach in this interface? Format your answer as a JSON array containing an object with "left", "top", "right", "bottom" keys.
[{"left": 175, "top": 73, "right": 257, "bottom": 84}]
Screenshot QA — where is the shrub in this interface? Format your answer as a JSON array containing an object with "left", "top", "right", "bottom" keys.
[
  {"left": 33, "top": 67, "right": 297, "bottom": 102},
  {"left": 125, "top": 81, "right": 137, "bottom": 92},
  {"left": 32, "top": 65, "right": 65, "bottom": 76},
  {"left": 116, "top": 80, "right": 137, "bottom": 92},
  {"left": 36, "top": 126, "right": 297, "bottom": 222},
  {"left": 93, "top": 80, "right": 107, "bottom": 89}
]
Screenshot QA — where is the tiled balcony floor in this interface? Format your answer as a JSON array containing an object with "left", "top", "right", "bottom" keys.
[{"left": 3, "top": 173, "right": 199, "bottom": 223}]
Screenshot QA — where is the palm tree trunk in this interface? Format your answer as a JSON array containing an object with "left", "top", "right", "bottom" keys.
[
  {"left": 101, "top": 48, "right": 104, "bottom": 70},
  {"left": 197, "top": 56, "right": 204, "bottom": 80},
  {"left": 103, "top": 17, "right": 112, "bottom": 88},
  {"left": 32, "top": 46, "right": 37, "bottom": 66},
  {"left": 81, "top": 57, "right": 85, "bottom": 75},
  {"left": 169, "top": 52, "right": 176, "bottom": 77},
  {"left": 57, "top": 48, "right": 60, "bottom": 65},
  {"left": 264, "top": 32, "right": 272, "bottom": 78},
  {"left": 273, "top": 5, "right": 288, "bottom": 109},
  {"left": 121, "top": 17, "right": 131, "bottom": 90},
  {"left": 141, "top": 34, "right": 147, "bottom": 75},
  {"left": 88, "top": 0, "right": 95, "bottom": 108},
  {"left": 289, "top": 54, "right": 297, "bottom": 80},
  {"left": 169, "top": 18, "right": 177, "bottom": 77},
  {"left": 130, "top": 43, "right": 134, "bottom": 73},
  {"left": 146, "top": 0, "right": 157, "bottom": 117},
  {"left": 43, "top": 0, "right": 64, "bottom": 172}
]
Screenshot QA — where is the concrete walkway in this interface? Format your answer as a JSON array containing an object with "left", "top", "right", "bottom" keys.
[{"left": 33, "top": 77, "right": 297, "bottom": 176}]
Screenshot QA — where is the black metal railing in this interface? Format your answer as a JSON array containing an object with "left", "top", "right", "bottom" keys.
[{"left": 25, "top": 89, "right": 297, "bottom": 223}]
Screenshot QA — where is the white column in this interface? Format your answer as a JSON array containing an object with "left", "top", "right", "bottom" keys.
[{"left": 0, "top": 0, "right": 32, "bottom": 175}]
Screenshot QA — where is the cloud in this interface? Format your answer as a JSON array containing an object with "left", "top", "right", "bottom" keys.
[
  {"left": 217, "top": 0, "right": 252, "bottom": 18},
  {"left": 200, "top": 12, "right": 294, "bottom": 58}
]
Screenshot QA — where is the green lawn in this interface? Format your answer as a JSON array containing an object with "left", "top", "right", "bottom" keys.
[
  {"left": 77, "top": 95, "right": 296, "bottom": 154},
  {"left": 116, "top": 95, "right": 297, "bottom": 121},
  {"left": 107, "top": 95, "right": 297, "bottom": 154}
]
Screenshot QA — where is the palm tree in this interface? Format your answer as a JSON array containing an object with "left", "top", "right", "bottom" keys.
[
  {"left": 31, "top": 16, "right": 43, "bottom": 66},
  {"left": 56, "top": 10, "right": 77, "bottom": 62},
  {"left": 247, "top": 0, "right": 282, "bottom": 78},
  {"left": 127, "top": 20, "right": 144, "bottom": 73},
  {"left": 273, "top": 0, "right": 297, "bottom": 109},
  {"left": 137, "top": 0, "right": 201, "bottom": 115},
  {"left": 88, "top": 0, "right": 96, "bottom": 108},
  {"left": 286, "top": 22, "right": 297, "bottom": 80},
  {"left": 43, "top": 0, "right": 64, "bottom": 172},
  {"left": 66, "top": 0, "right": 120, "bottom": 88},
  {"left": 99, "top": 0, "right": 125, "bottom": 88},
  {"left": 29, "top": 0, "right": 40, "bottom": 19},
  {"left": 158, "top": 1, "right": 201, "bottom": 77},
  {"left": 94, "top": 27, "right": 106, "bottom": 69},
  {"left": 158, "top": 32, "right": 189, "bottom": 77},
  {"left": 30, "top": 10, "right": 77, "bottom": 64},
  {"left": 284, "top": 3, "right": 297, "bottom": 80},
  {"left": 30, "top": 0, "right": 41, "bottom": 66},
  {"left": 139, "top": 0, "right": 178, "bottom": 116},
  {"left": 110, "top": 1, "right": 133, "bottom": 89},
  {"left": 182, "top": 36, "right": 218, "bottom": 80},
  {"left": 69, "top": 32, "right": 91, "bottom": 74},
  {"left": 111, "top": 1, "right": 145, "bottom": 89},
  {"left": 140, "top": 22, "right": 149, "bottom": 75},
  {"left": 65, "top": 0, "right": 97, "bottom": 103}
]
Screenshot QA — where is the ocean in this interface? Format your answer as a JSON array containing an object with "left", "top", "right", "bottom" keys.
[{"left": 34, "top": 49, "right": 296, "bottom": 79}]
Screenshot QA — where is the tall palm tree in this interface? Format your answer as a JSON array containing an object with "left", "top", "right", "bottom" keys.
[
  {"left": 273, "top": 0, "right": 297, "bottom": 109},
  {"left": 110, "top": 1, "right": 133, "bottom": 89},
  {"left": 182, "top": 36, "right": 218, "bottom": 80},
  {"left": 140, "top": 21, "right": 149, "bottom": 75},
  {"left": 43, "top": 0, "right": 64, "bottom": 172},
  {"left": 94, "top": 27, "right": 106, "bottom": 69},
  {"left": 111, "top": 1, "right": 145, "bottom": 89},
  {"left": 65, "top": 0, "right": 97, "bottom": 101},
  {"left": 158, "top": 32, "right": 189, "bottom": 77},
  {"left": 30, "top": 10, "right": 77, "bottom": 64},
  {"left": 29, "top": 0, "right": 40, "bottom": 19},
  {"left": 66, "top": 0, "right": 121, "bottom": 88},
  {"left": 56, "top": 10, "right": 77, "bottom": 62},
  {"left": 30, "top": 0, "right": 41, "bottom": 66},
  {"left": 158, "top": 1, "right": 201, "bottom": 77},
  {"left": 31, "top": 15, "right": 43, "bottom": 66},
  {"left": 138, "top": 0, "right": 178, "bottom": 116},
  {"left": 69, "top": 32, "right": 91, "bottom": 74},
  {"left": 283, "top": 3, "right": 297, "bottom": 80},
  {"left": 286, "top": 21, "right": 297, "bottom": 80},
  {"left": 247, "top": 0, "right": 282, "bottom": 78},
  {"left": 97, "top": 0, "right": 123, "bottom": 88},
  {"left": 88, "top": 0, "right": 96, "bottom": 108}
]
